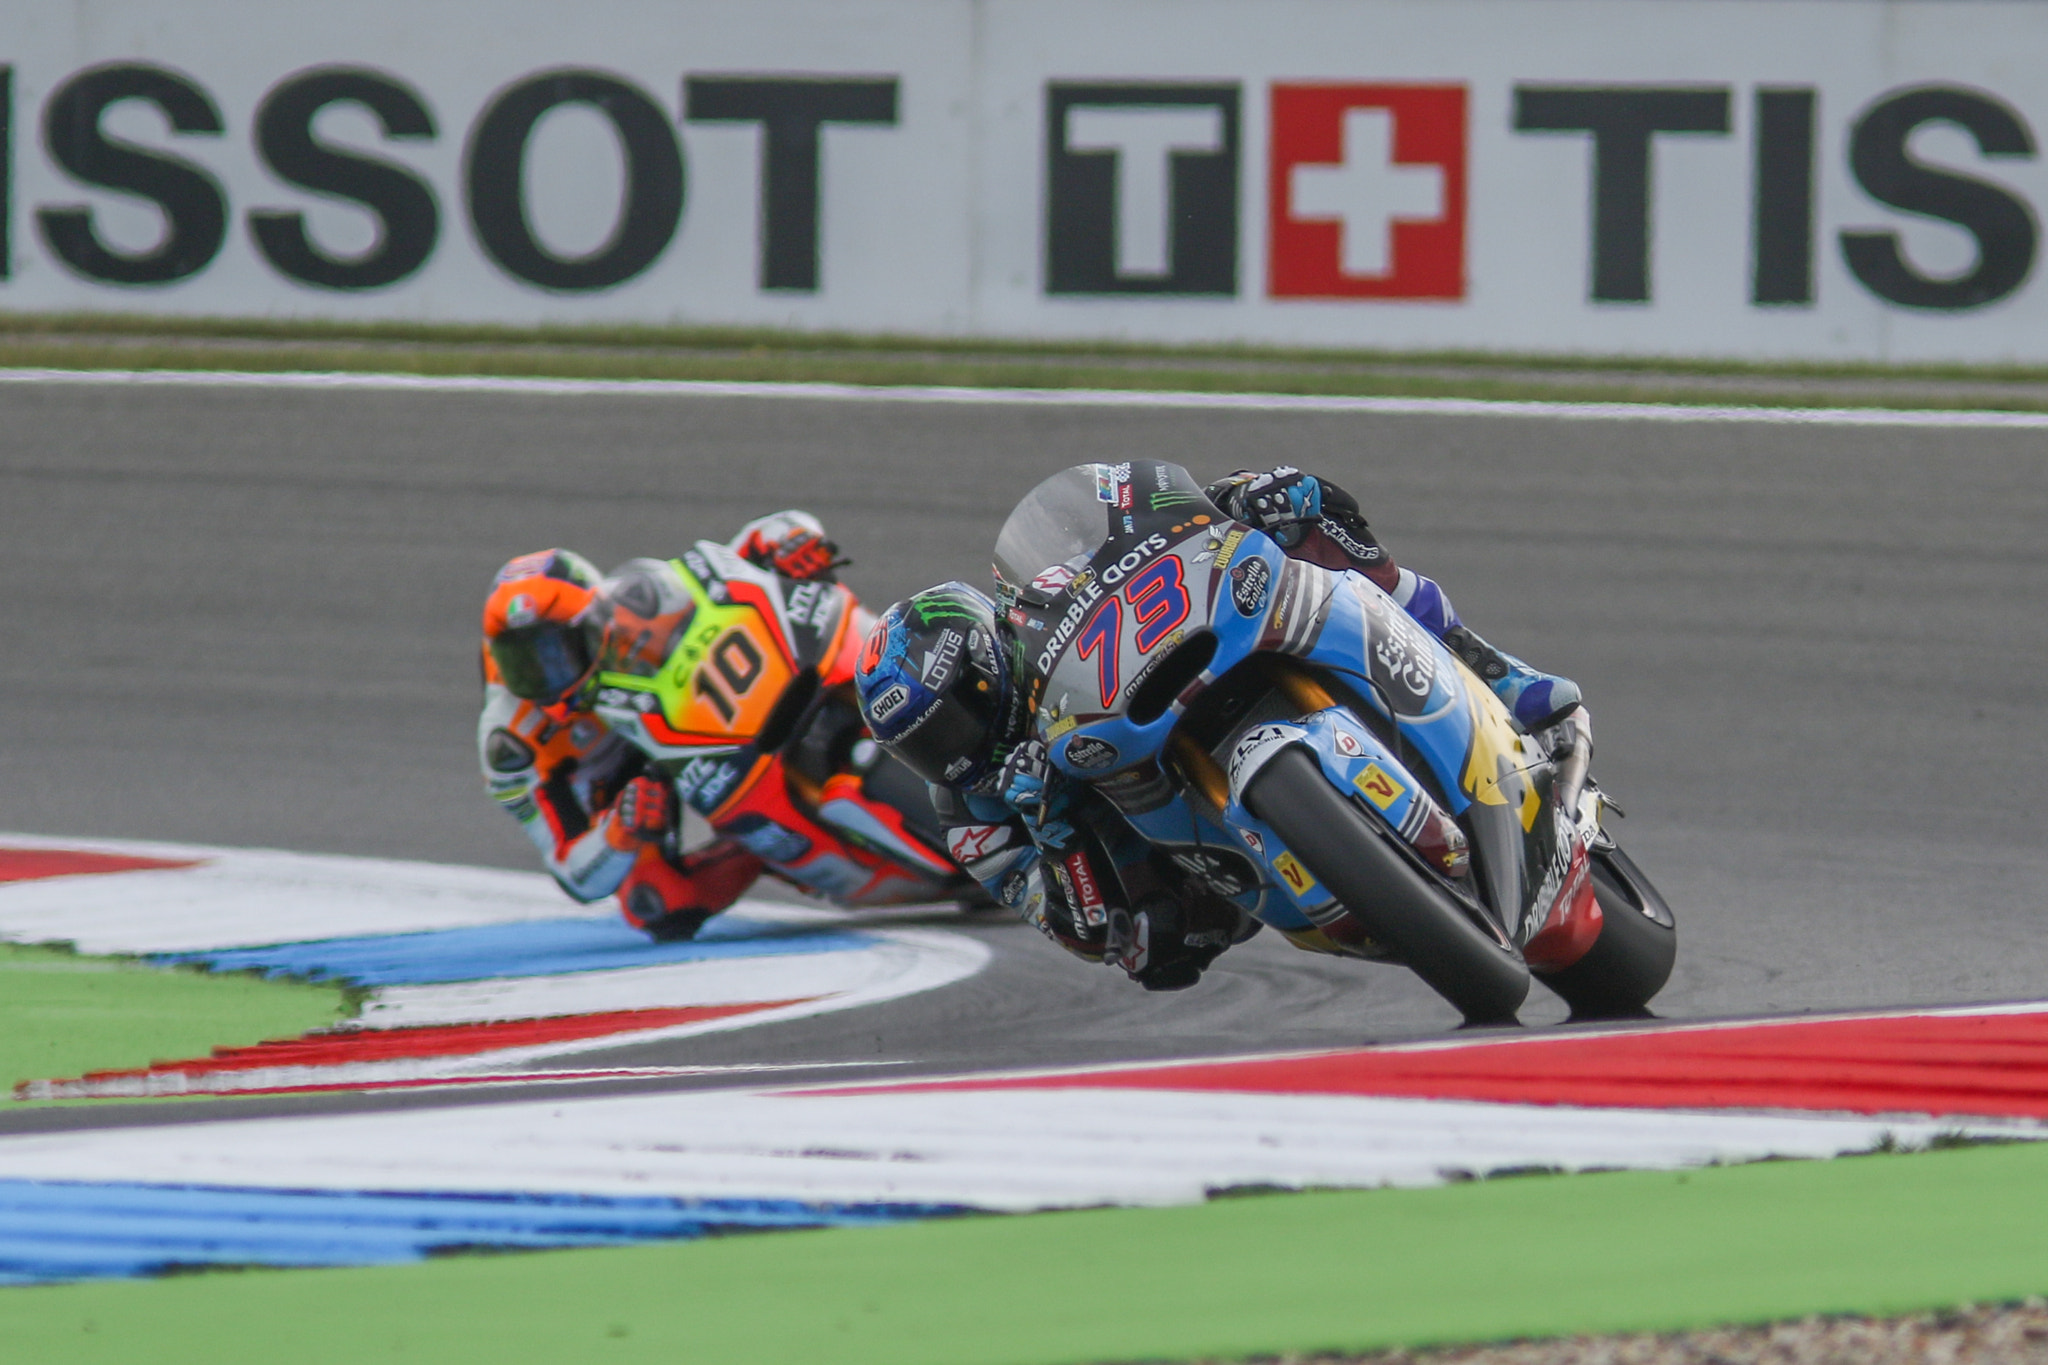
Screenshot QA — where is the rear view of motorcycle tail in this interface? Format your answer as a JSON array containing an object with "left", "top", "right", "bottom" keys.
[{"left": 997, "top": 460, "right": 1675, "bottom": 1025}]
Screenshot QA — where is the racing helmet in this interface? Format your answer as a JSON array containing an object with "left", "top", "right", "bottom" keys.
[
  {"left": 853, "top": 582, "right": 1016, "bottom": 788},
  {"left": 586, "top": 558, "right": 700, "bottom": 680},
  {"left": 481, "top": 549, "right": 604, "bottom": 703}
]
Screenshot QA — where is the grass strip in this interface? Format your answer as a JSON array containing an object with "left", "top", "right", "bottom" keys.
[
  {"left": 5, "top": 1135, "right": 2047, "bottom": 1363},
  {"left": 0, "top": 312, "right": 2046, "bottom": 411},
  {"left": 0, "top": 941, "right": 351, "bottom": 1099}
]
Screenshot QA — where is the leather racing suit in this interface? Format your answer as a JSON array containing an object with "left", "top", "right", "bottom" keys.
[
  {"left": 476, "top": 511, "right": 839, "bottom": 937},
  {"left": 939, "top": 467, "right": 1583, "bottom": 989}
]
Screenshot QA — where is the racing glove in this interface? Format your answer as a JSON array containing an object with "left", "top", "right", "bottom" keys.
[
  {"left": 1206, "top": 467, "right": 1322, "bottom": 547},
  {"left": 997, "top": 739, "right": 1075, "bottom": 851},
  {"left": 606, "top": 775, "right": 674, "bottom": 849},
  {"left": 732, "top": 511, "right": 844, "bottom": 582}
]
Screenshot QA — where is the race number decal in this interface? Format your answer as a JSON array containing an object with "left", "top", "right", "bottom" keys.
[
  {"left": 675, "top": 613, "right": 795, "bottom": 740},
  {"left": 1072, "top": 555, "right": 1191, "bottom": 708},
  {"left": 1127, "top": 556, "right": 1190, "bottom": 653},
  {"left": 1076, "top": 596, "right": 1123, "bottom": 709}
]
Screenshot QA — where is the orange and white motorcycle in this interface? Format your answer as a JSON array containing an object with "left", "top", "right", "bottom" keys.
[{"left": 585, "top": 543, "right": 975, "bottom": 908}]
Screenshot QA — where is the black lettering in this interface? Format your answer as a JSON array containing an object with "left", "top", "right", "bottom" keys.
[
  {"left": 38, "top": 63, "right": 226, "bottom": 285},
  {"left": 465, "top": 70, "right": 682, "bottom": 292},
  {"left": 1840, "top": 85, "right": 2037, "bottom": 311},
  {"left": 1045, "top": 83, "right": 1239, "bottom": 296},
  {"left": 1752, "top": 87, "right": 1816, "bottom": 306},
  {"left": 713, "top": 631, "right": 764, "bottom": 693},
  {"left": 249, "top": 67, "right": 439, "bottom": 291},
  {"left": 1513, "top": 86, "right": 1731, "bottom": 303},
  {"left": 684, "top": 77, "right": 897, "bottom": 292}
]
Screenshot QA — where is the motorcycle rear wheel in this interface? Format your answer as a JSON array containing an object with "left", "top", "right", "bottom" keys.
[
  {"left": 1535, "top": 843, "right": 1677, "bottom": 1019},
  {"left": 1244, "top": 747, "right": 1531, "bottom": 1024}
]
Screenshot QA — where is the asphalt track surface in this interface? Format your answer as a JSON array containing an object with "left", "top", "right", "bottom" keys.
[{"left": 3, "top": 374, "right": 2046, "bottom": 1131}]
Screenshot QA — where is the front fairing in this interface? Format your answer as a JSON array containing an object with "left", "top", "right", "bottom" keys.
[
  {"left": 588, "top": 541, "right": 853, "bottom": 764},
  {"left": 1005, "top": 462, "right": 1563, "bottom": 947}
]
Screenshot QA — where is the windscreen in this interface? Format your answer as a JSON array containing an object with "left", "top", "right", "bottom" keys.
[{"left": 992, "top": 465, "right": 1118, "bottom": 604}]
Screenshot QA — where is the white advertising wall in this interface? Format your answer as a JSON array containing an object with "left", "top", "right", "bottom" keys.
[{"left": 5, "top": 0, "right": 2048, "bottom": 361}]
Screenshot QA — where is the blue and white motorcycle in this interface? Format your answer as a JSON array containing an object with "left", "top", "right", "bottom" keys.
[{"left": 992, "top": 461, "right": 1675, "bottom": 1023}]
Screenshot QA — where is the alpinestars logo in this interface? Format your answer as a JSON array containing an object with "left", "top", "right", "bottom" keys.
[{"left": 1269, "top": 83, "right": 1466, "bottom": 299}]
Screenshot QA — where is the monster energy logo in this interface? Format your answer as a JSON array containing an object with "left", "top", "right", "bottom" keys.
[
  {"left": 1150, "top": 491, "right": 1200, "bottom": 510},
  {"left": 911, "top": 596, "right": 979, "bottom": 626}
]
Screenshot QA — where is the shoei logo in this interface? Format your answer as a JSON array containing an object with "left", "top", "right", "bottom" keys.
[
  {"left": 867, "top": 683, "right": 912, "bottom": 724},
  {"left": 1269, "top": 83, "right": 1467, "bottom": 299}
]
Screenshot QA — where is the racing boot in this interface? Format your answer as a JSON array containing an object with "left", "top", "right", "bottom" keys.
[
  {"left": 1439, "top": 623, "right": 1583, "bottom": 734},
  {"left": 616, "top": 842, "right": 761, "bottom": 942},
  {"left": 1389, "top": 569, "right": 1582, "bottom": 734}
]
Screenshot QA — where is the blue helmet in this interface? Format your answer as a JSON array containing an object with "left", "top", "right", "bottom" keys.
[{"left": 854, "top": 582, "right": 1016, "bottom": 788}]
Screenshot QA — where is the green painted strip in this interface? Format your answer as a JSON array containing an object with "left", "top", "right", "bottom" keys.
[
  {"left": 0, "top": 942, "right": 351, "bottom": 1101},
  {"left": 6, "top": 1138, "right": 2046, "bottom": 1362},
  {"left": 0, "top": 312, "right": 2040, "bottom": 411}
]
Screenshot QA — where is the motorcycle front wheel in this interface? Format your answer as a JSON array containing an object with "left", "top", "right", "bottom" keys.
[
  {"left": 1535, "top": 843, "right": 1677, "bottom": 1020},
  {"left": 1243, "top": 746, "right": 1531, "bottom": 1024}
]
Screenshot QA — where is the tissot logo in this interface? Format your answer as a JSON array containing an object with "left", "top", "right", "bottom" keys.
[
  {"left": 1044, "top": 82, "right": 1240, "bottom": 295},
  {"left": 1043, "top": 79, "right": 1469, "bottom": 301},
  {"left": 1268, "top": 83, "right": 1466, "bottom": 299}
]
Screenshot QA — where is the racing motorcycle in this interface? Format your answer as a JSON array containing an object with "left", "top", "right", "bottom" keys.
[
  {"left": 993, "top": 461, "right": 1675, "bottom": 1022},
  {"left": 586, "top": 541, "right": 975, "bottom": 908}
]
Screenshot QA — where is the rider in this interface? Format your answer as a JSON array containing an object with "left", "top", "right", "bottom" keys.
[
  {"left": 853, "top": 466, "right": 1584, "bottom": 990},
  {"left": 477, "top": 513, "right": 843, "bottom": 941}
]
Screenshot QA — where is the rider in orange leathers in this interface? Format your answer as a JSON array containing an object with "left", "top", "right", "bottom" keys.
[{"left": 476, "top": 514, "right": 842, "bottom": 940}]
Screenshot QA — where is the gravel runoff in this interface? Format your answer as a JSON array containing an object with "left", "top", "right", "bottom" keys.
[{"left": 1181, "top": 1300, "right": 2048, "bottom": 1364}]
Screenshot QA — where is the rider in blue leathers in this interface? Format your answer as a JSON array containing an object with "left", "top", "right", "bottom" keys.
[{"left": 854, "top": 467, "right": 1583, "bottom": 991}]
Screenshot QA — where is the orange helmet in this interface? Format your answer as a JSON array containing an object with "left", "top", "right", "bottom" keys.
[{"left": 482, "top": 549, "right": 603, "bottom": 703}]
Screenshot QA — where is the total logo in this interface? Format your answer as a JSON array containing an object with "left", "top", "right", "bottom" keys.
[{"left": 1049, "top": 82, "right": 1465, "bottom": 300}]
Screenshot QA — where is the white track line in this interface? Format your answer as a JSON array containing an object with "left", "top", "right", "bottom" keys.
[
  {"left": 0, "top": 365, "right": 2042, "bottom": 429},
  {"left": 0, "top": 1086, "right": 2018, "bottom": 1211}
]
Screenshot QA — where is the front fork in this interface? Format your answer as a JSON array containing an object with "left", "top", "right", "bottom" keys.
[{"left": 1165, "top": 677, "right": 1478, "bottom": 957}]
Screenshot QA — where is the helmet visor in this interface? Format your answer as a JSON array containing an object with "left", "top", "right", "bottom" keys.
[
  {"left": 887, "top": 669, "right": 1006, "bottom": 786},
  {"left": 490, "top": 622, "right": 597, "bottom": 703}
]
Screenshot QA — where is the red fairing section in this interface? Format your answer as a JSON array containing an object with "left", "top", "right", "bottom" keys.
[
  {"left": 835, "top": 1009, "right": 2048, "bottom": 1120},
  {"left": 1521, "top": 842, "right": 1603, "bottom": 971}
]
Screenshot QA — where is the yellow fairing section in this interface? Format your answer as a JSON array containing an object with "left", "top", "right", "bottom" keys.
[
  {"left": 604, "top": 560, "right": 797, "bottom": 749},
  {"left": 1453, "top": 658, "right": 1543, "bottom": 831}
]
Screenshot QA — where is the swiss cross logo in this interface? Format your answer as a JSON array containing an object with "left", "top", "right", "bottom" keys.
[{"left": 1268, "top": 83, "right": 1467, "bottom": 299}]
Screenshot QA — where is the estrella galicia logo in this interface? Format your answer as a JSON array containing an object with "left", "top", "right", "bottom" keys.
[
  {"left": 1046, "top": 82, "right": 1240, "bottom": 295},
  {"left": 1230, "top": 556, "right": 1272, "bottom": 616},
  {"left": 1063, "top": 734, "right": 1119, "bottom": 770}
]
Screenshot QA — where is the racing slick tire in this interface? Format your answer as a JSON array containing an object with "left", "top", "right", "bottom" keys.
[
  {"left": 1535, "top": 843, "right": 1677, "bottom": 1020},
  {"left": 1244, "top": 747, "right": 1530, "bottom": 1024}
]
